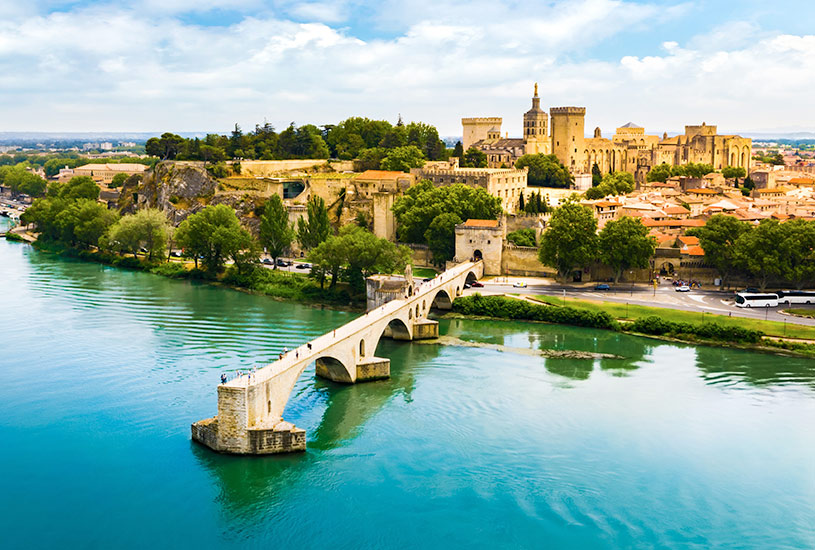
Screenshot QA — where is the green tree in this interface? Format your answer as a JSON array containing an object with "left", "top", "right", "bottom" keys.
[
  {"left": 49, "top": 176, "right": 100, "bottom": 200},
  {"left": 392, "top": 180, "right": 502, "bottom": 244},
  {"left": 424, "top": 212, "right": 462, "bottom": 266},
  {"left": 722, "top": 166, "right": 747, "bottom": 180},
  {"left": 506, "top": 228, "right": 537, "bottom": 247},
  {"left": 110, "top": 173, "right": 128, "bottom": 188},
  {"left": 591, "top": 163, "right": 602, "bottom": 187},
  {"left": 308, "top": 225, "right": 410, "bottom": 290},
  {"left": 779, "top": 219, "right": 815, "bottom": 289},
  {"left": 538, "top": 203, "right": 598, "bottom": 280},
  {"left": 381, "top": 145, "right": 425, "bottom": 172},
  {"left": 515, "top": 154, "right": 573, "bottom": 187},
  {"left": 646, "top": 163, "right": 673, "bottom": 183},
  {"left": 461, "top": 147, "right": 487, "bottom": 168},
  {"left": 103, "top": 208, "right": 170, "bottom": 260},
  {"left": 598, "top": 216, "right": 656, "bottom": 283},
  {"left": 175, "top": 204, "right": 255, "bottom": 272},
  {"left": 297, "top": 195, "right": 331, "bottom": 250},
  {"left": 356, "top": 147, "right": 387, "bottom": 170},
  {"left": 733, "top": 219, "right": 785, "bottom": 290},
  {"left": 452, "top": 141, "right": 464, "bottom": 159},
  {"left": 584, "top": 171, "right": 635, "bottom": 199},
  {"left": 259, "top": 194, "right": 294, "bottom": 268},
  {"left": 687, "top": 214, "right": 749, "bottom": 287}
]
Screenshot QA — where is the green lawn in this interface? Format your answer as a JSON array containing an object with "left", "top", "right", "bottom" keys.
[
  {"left": 413, "top": 267, "right": 438, "bottom": 279},
  {"left": 526, "top": 295, "right": 815, "bottom": 340},
  {"left": 784, "top": 308, "right": 815, "bottom": 319}
]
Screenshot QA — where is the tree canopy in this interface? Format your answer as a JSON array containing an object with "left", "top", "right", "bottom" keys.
[
  {"left": 392, "top": 179, "right": 502, "bottom": 264},
  {"left": 584, "top": 171, "right": 635, "bottom": 199},
  {"left": 145, "top": 116, "right": 447, "bottom": 167},
  {"left": 515, "top": 154, "right": 573, "bottom": 188},
  {"left": 103, "top": 208, "right": 170, "bottom": 260},
  {"left": 259, "top": 194, "right": 294, "bottom": 266},
  {"left": 175, "top": 204, "right": 255, "bottom": 272},
  {"left": 598, "top": 216, "right": 656, "bottom": 282},
  {"left": 538, "top": 203, "right": 598, "bottom": 279},
  {"left": 297, "top": 195, "right": 331, "bottom": 250},
  {"left": 381, "top": 145, "right": 426, "bottom": 172},
  {"left": 309, "top": 224, "right": 411, "bottom": 290},
  {"left": 461, "top": 147, "right": 487, "bottom": 168},
  {"left": 686, "top": 214, "right": 748, "bottom": 287}
]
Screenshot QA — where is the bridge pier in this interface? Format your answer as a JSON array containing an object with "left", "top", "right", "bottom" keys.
[{"left": 412, "top": 319, "right": 439, "bottom": 340}]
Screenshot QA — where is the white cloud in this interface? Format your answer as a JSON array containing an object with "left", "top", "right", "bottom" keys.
[{"left": 0, "top": 0, "right": 811, "bottom": 135}]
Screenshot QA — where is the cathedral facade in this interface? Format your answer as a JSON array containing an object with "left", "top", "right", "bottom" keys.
[{"left": 463, "top": 86, "right": 752, "bottom": 181}]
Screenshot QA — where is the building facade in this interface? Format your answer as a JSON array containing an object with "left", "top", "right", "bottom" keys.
[{"left": 463, "top": 86, "right": 752, "bottom": 182}]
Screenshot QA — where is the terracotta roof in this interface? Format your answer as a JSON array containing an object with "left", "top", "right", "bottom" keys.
[
  {"left": 356, "top": 170, "right": 409, "bottom": 180},
  {"left": 789, "top": 177, "right": 815, "bottom": 185},
  {"left": 771, "top": 212, "right": 790, "bottom": 220},
  {"left": 682, "top": 245, "right": 705, "bottom": 256},
  {"left": 686, "top": 188, "right": 717, "bottom": 194},
  {"left": 462, "top": 219, "right": 499, "bottom": 228},
  {"left": 663, "top": 205, "right": 690, "bottom": 215},
  {"left": 641, "top": 219, "right": 705, "bottom": 228},
  {"left": 594, "top": 201, "right": 621, "bottom": 207},
  {"left": 678, "top": 236, "right": 699, "bottom": 246}
]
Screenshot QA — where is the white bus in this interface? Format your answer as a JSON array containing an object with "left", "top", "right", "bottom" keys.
[
  {"left": 776, "top": 290, "right": 815, "bottom": 305},
  {"left": 735, "top": 293, "right": 779, "bottom": 308}
]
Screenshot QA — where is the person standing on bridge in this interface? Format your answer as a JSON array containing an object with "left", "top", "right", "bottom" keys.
[{"left": 220, "top": 373, "right": 227, "bottom": 384}]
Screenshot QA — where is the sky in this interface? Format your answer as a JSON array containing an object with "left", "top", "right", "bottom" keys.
[{"left": 0, "top": 0, "right": 813, "bottom": 136}]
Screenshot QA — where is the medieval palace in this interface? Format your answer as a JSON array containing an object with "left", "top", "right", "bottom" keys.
[{"left": 464, "top": 85, "right": 752, "bottom": 181}]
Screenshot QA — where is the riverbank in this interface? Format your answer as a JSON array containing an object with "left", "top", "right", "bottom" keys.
[
  {"left": 24, "top": 238, "right": 366, "bottom": 310},
  {"left": 448, "top": 294, "right": 815, "bottom": 359}
]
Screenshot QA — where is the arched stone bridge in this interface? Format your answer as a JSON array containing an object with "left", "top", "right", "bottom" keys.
[{"left": 192, "top": 261, "right": 483, "bottom": 455}]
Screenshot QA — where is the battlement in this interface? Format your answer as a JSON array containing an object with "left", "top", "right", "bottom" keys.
[
  {"left": 462, "top": 117, "right": 503, "bottom": 124},
  {"left": 550, "top": 107, "right": 586, "bottom": 116}
]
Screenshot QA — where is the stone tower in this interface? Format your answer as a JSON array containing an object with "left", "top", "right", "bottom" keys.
[
  {"left": 523, "top": 83, "right": 549, "bottom": 155},
  {"left": 550, "top": 106, "right": 586, "bottom": 173},
  {"left": 461, "top": 117, "right": 502, "bottom": 150}
]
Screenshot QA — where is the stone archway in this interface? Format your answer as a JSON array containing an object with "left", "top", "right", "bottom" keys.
[
  {"left": 473, "top": 249, "right": 483, "bottom": 261},
  {"left": 315, "top": 356, "right": 354, "bottom": 383},
  {"left": 659, "top": 261, "right": 675, "bottom": 276},
  {"left": 430, "top": 289, "right": 453, "bottom": 310}
]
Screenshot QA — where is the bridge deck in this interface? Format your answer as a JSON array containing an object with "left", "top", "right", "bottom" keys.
[{"left": 224, "top": 261, "right": 478, "bottom": 389}]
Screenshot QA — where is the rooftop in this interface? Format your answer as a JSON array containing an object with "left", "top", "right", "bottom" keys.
[
  {"left": 356, "top": 170, "right": 409, "bottom": 180},
  {"left": 461, "top": 219, "right": 499, "bottom": 228}
]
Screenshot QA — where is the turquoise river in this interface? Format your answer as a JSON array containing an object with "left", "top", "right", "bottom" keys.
[{"left": 1, "top": 221, "right": 814, "bottom": 549}]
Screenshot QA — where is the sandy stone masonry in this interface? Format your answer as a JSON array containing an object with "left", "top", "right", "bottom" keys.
[{"left": 192, "top": 261, "right": 483, "bottom": 455}]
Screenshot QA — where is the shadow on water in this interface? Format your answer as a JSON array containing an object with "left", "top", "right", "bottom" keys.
[{"left": 694, "top": 345, "right": 815, "bottom": 390}]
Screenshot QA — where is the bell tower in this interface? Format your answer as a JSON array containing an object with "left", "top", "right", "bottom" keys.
[{"left": 523, "top": 83, "right": 549, "bottom": 155}]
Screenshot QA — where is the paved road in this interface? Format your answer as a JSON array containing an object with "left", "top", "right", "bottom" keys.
[{"left": 471, "top": 280, "right": 815, "bottom": 327}]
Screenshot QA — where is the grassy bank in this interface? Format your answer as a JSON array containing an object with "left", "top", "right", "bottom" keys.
[
  {"left": 527, "top": 294, "right": 815, "bottom": 340},
  {"left": 784, "top": 308, "right": 815, "bottom": 319},
  {"left": 31, "top": 242, "right": 363, "bottom": 308},
  {"left": 452, "top": 294, "right": 815, "bottom": 357}
]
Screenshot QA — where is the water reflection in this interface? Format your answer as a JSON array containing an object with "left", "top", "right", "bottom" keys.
[{"left": 695, "top": 346, "right": 815, "bottom": 390}]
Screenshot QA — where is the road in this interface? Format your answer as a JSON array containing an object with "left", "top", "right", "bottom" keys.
[{"left": 470, "top": 279, "right": 815, "bottom": 327}]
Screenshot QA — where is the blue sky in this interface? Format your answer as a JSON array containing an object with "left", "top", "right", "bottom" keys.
[{"left": 0, "top": 0, "right": 813, "bottom": 135}]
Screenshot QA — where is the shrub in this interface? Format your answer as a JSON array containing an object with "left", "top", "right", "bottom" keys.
[
  {"left": 627, "top": 316, "right": 763, "bottom": 344},
  {"left": 150, "top": 263, "right": 189, "bottom": 278},
  {"left": 452, "top": 294, "right": 619, "bottom": 330}
]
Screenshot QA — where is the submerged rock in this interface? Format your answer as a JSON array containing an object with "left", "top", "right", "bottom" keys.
[{"left": 415, "top": 335, "right": 624, "bottom": 360}]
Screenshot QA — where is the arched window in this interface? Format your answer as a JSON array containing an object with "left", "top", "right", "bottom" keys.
[{"left": 359, "top": 339, "right": 365, "bottom": 357}]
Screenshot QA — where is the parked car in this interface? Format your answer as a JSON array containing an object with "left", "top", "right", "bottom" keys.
[
  {"left": 594, "top": 283, "right": 610, "bottom": 291},
  {"left": 262, "top": 258, "right": 273, "bottom": 265},
  {"left": 171, "top": 251, "right": 182, "bottom": 258},
  {"left": 513, "top": 281, "right": 527, "bottom": 288},
  {"left": 471, "top": 281, "right": 484, "bottom": 288},
  {"left": 296, "top": 263, "right": 311, "bottom": 269},
  {"left": 676, "top": 285, "right": 691, "bottom": 292},
  {"left": 276, "top": 259, "right": 287, "bottom": 267},
  {"left": 464, "top": 283, "right": 472, "bottom": 289}
]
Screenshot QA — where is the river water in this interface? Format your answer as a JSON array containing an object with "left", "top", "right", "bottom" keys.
[{"left": 1, "top": 222, "right": 814, "bottom": 549}]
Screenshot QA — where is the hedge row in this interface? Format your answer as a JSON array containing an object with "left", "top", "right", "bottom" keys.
[
  {"left": 627, "top": 316, "right": 763, "bottom": 344},
  {"left": 452, "top": 294, "right": 620, "bottom": 330}
]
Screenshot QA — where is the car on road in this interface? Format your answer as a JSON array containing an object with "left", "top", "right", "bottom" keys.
[
  {"left": 594, "top": 283, "right": 610, "bottom": 291},
  {"left": 296, "top": 263, "right": 311, "bottom": 269},
  {"left": 676, "top": 285, "right": 691, "bottom": 292},
  {"left": 513, "top": 281, "right": 527, "bottom": 288},
  {"left": 464, "top": 283, "right": 472, "bottom": 289},
  {"left": 262, "top": 258, "right": 273, "bottom": 265},
  {"left": 471, "top": 281, "right": 484, "bottom": 288},
  {"left": 276, "top": 259, "right": 288, "bottom": 267}
]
